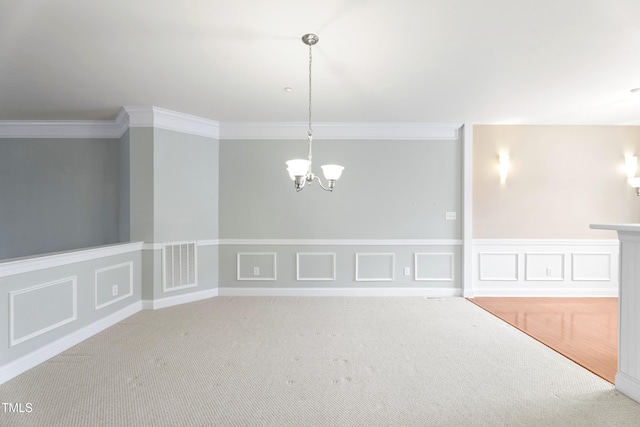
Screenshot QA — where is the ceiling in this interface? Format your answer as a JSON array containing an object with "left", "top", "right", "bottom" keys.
[{"left": 2, "top": 0, "right": 640, "bottom": 125}]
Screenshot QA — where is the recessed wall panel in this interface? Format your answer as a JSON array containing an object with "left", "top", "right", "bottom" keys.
[
  {"left": 95, "top": 262, "right": 134, "bottom": 310},
  {"left": 237, "top": 252, "right": 277, "bottom": 281},
  {"left": 355, "top": 253, "right": 395, "bottom": 281},
  {"left": 479, "top": 253, "right": 519, "bottom": 281},
  {"left": 572, "top": 253, "right": 612, "bottom": 281},
  {"left": 296, "top": 253, "right": 336, "bottom": 281},
  {"left": 9, "top": 277, "right": 78, "bottom": 347},
  {"left": 415, "top": 253, "right": 454, "bottom": 281},
  {"left": 525, "top": 253, "right": 564, "bottom": 281}
]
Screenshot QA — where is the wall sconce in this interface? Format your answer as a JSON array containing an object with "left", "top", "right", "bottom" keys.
[
  {"left": 625, "top": 155, "right": 640, "bottom": 195},
  {"left": 625, "top": 155, "right": 637, "bottom": 179},
  {"left": 498, "top": 153, "right": 510, "bottom": 183}
]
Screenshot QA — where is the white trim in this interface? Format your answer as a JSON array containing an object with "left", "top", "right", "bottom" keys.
[
  {"left": 219, "top": 239, "right": 462, "bottom": 246},
  {"left": 472, "top": 288, "right": 618, "bottom": 297},
  {"left": 472, "top": 239, "right": 619, "bottom": 246},
  {"left": 472, "top": 239, "right": 619, "bottom": 297},
  {"left": 0, "top": 114, "right": 128, "bottom": 139},
  {"left": 124, "top": 106, "right": 220, "bottom": 139},
  {"left": 219, "top": 122, "right": 462, "bottom": 140},
  {"left": 0, "top": 106, "right": 220, "bottom": 139},
  {"left": 296, "top": 253, "right": 336, "bottom": 281},
  {"left": 9, "top": 277, "right": 78, "bottom": 347},
  {"left": 218, "top": 287, "right": 462, "bottom": 297},
  {"left": 142, "top": 243, "right": 163, "bottom": 251},
  {"left": 94, "top": 262, "right": 134, "bottom": 310},
  {"left": 478, "top": 252, "right": 520, "bottom": 281},
  {"left": 236, "top": 252, "right": 277, "bottom": 281},
  {"left": 0, "top": 301, "right": 142, "bottom": 385},
  {"left": 617, "top": 367, "right": 640, "bottom": 403},
  {"left": 0, "top": 242, "right": 143, "bottom": 278},
  {"left": 524, "top": 252, "right": 565, "bottom": 281},
  {"left": 462, "top": 124, "right": 473, "bottom": 297},
  {"left": 415, "top": 252, "right": 455, "bottom": 282},
  {"left": 355, "top": 253, "right": 395, "bottom": 282},
  {"left": 571, "top": 252, "right": 613, "bottom": 281},
  {"left": 197, "top": 239, "right": 220, "bottom": 247},
  {"left": 141, "top": 289, "right": 218, "bottom": 310}
]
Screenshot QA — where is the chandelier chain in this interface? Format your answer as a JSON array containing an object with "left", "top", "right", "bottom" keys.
[{"left": 307, "top": 41, "right": 313, "bottom": 164}]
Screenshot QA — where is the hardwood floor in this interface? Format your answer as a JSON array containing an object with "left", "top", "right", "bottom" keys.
[{"left": 469, "top": 297, "right": 618, "bottom": 383}]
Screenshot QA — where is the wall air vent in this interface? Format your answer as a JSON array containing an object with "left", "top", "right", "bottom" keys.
[{"left": 162, "top": 242, "right": 197, "bottom": 292}]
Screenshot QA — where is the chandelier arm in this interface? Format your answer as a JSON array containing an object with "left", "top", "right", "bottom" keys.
[{"left": 312, "top": 175, "right": 333, "bottom": 192}]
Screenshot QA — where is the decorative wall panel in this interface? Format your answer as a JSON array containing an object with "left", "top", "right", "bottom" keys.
[
  {"left": 525, "top": 253, "right": 564, "bottom": 281},
  {"left": 95, "top": 262, "right": 133, "bottom": 310},
  {"left": 237, "top": 252, "right": 277, "bottom": 281},
  {"left": 572, "top": 253, "right": 612, "bottom": 281},
  {"left": 9, "top": 277, "right": 77, "bottom": 347},
  {"left": 415, "top": 252, "right": 455, "bottom": 281},
  {"left": 479, "top": 253, "right": 519, "bottom": 281},
  {"left": 296, "top": 253, "right": 336, "bottom": 281},
  {"left": 355, "top": 253, "right": 395, "bottom": 281}
]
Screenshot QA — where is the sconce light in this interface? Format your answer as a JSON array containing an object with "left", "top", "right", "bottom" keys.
[
  {"left": 629, "top": 178, "right": 640, "bottom": 195},
  {"left": 498, "top": 153, "right": 510, "bottom": 183},
  {"left": 625, "top": 155, "right": 640, "bottom": 195},
  {"left": 625, "top": 155, "right": 638, "bottom": 179}
]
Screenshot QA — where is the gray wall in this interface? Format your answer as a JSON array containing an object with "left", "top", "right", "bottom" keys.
[
  {"left": 218, "top": 137, "right": 462, "bottom": 290},
  {"left": 0, "top": 138, "right": 121, "bottom": 260},
  {"left": 219, "top": 139, "right": 462, "bottom": 239},
  {"left": 128, "top": 128, "right": 155, "bottom": 243},
  {"left": 128, "top": 127, "right": 219, "bottom": 300},
  {"left": 153, "top": 129, "right": 219, "bottom": 242},
  {"left": 119, "top": 130, "right": 131, "bottom": 242}
]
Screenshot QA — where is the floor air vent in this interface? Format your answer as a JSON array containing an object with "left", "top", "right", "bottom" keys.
[{"left": 163, "top": 242, "right": 197, "bottom": 292}]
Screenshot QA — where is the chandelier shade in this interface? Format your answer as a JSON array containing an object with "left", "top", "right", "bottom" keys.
[
  {"left": 321, "top": 164, "right": 344, "bottom": 181},
  {"left": 286, "top": 159, "right": 310, "bottom": 180}
]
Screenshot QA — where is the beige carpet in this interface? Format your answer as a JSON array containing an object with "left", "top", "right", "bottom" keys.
[{"left": 1, "top": 297, "right": 639, "bottom": 426}]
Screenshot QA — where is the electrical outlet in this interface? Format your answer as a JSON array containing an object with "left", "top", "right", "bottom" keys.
[
  {"left": 112, "top": 284, "right": 118, "bottom": 296},
  {"left": 445, "top": 212, "right": 456, "bottom": 220},
  {"left": 404, "top": 267, "right": 411, "bottom": 276},
  {"left": 253, "top": 267, "right": 260, "bottom": 276}
]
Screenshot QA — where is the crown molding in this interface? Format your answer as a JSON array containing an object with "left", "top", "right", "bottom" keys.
[
  {"left": 0, "top": 107, "right": 219, "bottom": 139},
  {"left": 0, "top": 108, "right": 459, "bottom": 141},
  {"left": 124, "top": 106, "right": 219, "bottom": 139},
  {"left": 0, "top": 117, "right": 129, "bottom": 139},
  {"left": 219, "top": 122, "right": 463, "bottom": 140}
]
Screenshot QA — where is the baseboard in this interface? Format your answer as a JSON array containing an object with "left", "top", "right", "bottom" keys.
[
  {"left": 616, "top": 372, "right": 640, "bottom": 403},
  {"left": 0, "top": 301, "right": 143, "bottom": 385},
  {"left": 142, "top": 288, "right": 218, "bottom": 310},
  {"left": 218, "top": 287, "right": 462, "bottom": 297},
  {"left": 472, "top": 288, "right": 618, "bottom": 297}
]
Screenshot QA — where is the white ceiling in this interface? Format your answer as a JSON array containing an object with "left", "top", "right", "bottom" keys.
[{"left": 2, "top": 0, "right": 640, "bottom": 125}]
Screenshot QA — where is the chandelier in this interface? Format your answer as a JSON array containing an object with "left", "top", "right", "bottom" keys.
[{"left": 286, "top": 33, "right": 344, "bottom": 192}]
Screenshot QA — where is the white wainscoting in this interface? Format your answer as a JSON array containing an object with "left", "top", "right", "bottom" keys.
[
  {"left": 415, "top": 252, "right": 455, "bottom": 281},
  {"left": 297, "top": 253, "right": 336, "bottom": 281},
  {"left": 9, "top": 277, "right": 78, "bottom": 347},
  {"left": 218, "top": 287, "right": 463, "bottom": 297},
  {"left": 472, "top": 240, "right": 619, "bottom": 296},
  {"left": 95, "top": 262, "right": 134, "bottom": 310},
  {"left": 355, "top": 253, "right": 395, "bottom": 282},
  {"left": 236, "top": 252, "right": 277, "bottom": 281}
]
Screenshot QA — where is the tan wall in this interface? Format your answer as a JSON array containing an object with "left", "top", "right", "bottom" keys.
[{"left": 473, "top": 125, "right": 640, "bottom": 239}]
